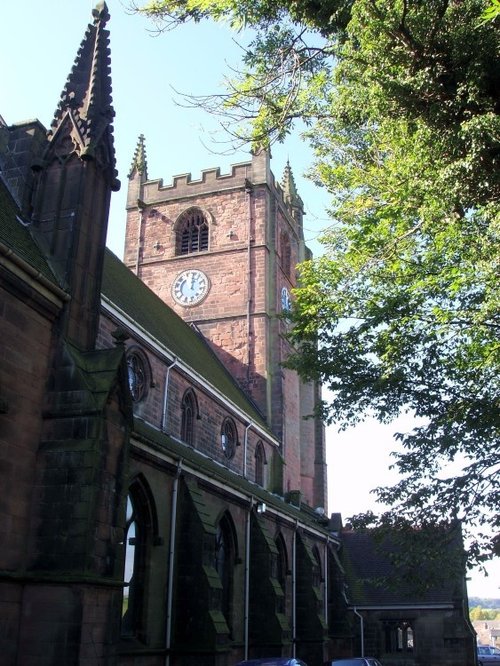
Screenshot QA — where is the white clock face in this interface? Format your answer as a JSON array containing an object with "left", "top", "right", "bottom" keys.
[
  {"left": 281, "top": 286, "right": 292, "bottom": 313},
  {"left": 172, "top": 269, "right": 209, "bottom": 306}
]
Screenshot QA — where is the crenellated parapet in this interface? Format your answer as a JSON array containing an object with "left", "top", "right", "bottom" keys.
[{"left": 126, "top": 145, "right": 303, "bottom": 227}]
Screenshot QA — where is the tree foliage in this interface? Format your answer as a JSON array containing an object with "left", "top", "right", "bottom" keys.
[
  {"left": 137, "top": 0, "right": 500, "bottom": 566},
  {"left": 469, "top": 605, "right": 500, "bottom": 621}
]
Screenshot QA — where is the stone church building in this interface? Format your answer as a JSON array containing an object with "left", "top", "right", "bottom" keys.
[{"left": 0, "top": 3, "right": 476, "bottom": 665}]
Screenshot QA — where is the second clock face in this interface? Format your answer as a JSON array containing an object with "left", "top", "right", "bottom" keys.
[
  {"left": 281, "top": 286, "right": 292, "bottom": 313},
  {"left": 172, "top": 269, "right": 209, "bottom": 306}
]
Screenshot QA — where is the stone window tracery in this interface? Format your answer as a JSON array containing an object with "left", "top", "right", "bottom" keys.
[
  {"left": 176, "top": 208, "right": 209, "bottom": 255},
  {"left": 126, "top": 349, "right": 149, "bottom": 402},
  {"left": 181, "top": 388, "right": 197, "bottom": 446},
  {"left": 221, "top": 417, "right": 238, "bottom": 459},
  {"left": 214, "top": 513, "right": 236, "bottom": 633},
  {"left": 255, "top": 440, "right": 266, "bottom": 486},
  {"left": 385, "top": 620, "right": 415, "bottom": 653},
  {"left": 275, "top": 534, "right": 288, "bottom": 614},
  {"left": 280, "top": 230, "right": 292, "bottom": 279}
]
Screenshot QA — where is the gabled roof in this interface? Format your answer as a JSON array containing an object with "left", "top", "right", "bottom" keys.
[
  {"left": 64, "top": 341, "right": 130, "bottom": 414},
  {"left": 102, "top": 250, "right": 271, "bottom": 434},
  {"left": 341, "top": 528, "right": 463, "bottom": 607}
]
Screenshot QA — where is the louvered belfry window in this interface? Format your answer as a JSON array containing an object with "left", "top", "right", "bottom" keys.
[{"left": 178, "top": 209, "right": 209, "bottom": 254}]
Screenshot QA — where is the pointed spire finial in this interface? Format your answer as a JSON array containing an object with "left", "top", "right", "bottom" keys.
[
  {"left": 129, "top": 134, "right": 148, "bottom": 179},
  {"left": 47, "top": 1, "right": 118, "bottom": 188},
  {"left": 93, "top": 1, "right": 110, "bottom": 25},
  {"left": 282, "top": 160, "right": 303, "bottom": 209}
]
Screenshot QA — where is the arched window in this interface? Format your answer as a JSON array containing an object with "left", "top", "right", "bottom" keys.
[
  {"left": 214, "top": 513, "right": 236, "bottom": 631},
  {"left": 181, "top": 388, "right": 198, "bottom": 446},
  {"left": 221, "top": 417, "right": 238, "bottom": 459},
  {"left": 121, "top": 478, "right": 157, "bottom": 640},
  {"left": 275, "top": 534, "right": 288, "bottom": 613},
  {"left": 385, "top": 620, "right": 415, "bottom": 653},
  {"left": 255, "top": 440, "right": 266, "bottom": 486},
  {"left": 312, "top": 546, "right": 322, "bottom": 589},
  {"left": 280, "top": 231, "right": 291, "bottom": 279},
  {"left": 176, "top": 208, "right": 209, "bottom": 255}
]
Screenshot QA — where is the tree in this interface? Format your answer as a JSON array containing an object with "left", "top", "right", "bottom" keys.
[{"left": 137, "top": 0, "right": 500, "bottom": 566}]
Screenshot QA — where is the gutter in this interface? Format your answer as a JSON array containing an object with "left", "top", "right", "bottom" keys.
[
  {"left": 131, "top": 434, "right": 341, "bottom": 544},
  {"left": 0, "top": 240, "right": 69, "bottom": 307},
  {"left": 350, "top": 603, "right": 456, "bottom": 611}
]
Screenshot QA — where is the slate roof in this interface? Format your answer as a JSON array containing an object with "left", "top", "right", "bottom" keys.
[
  {"left": 102, "top": 249, "right": 271, "bottom": 434},
  {"left": 0, "top": 179, "right": 58, "bottom": 285},
  {"left": 1, "top": 171, "right": 271, "bottom": 437},
  {"left": 341, "top": 528, "right": 462, "bottom": 607}
]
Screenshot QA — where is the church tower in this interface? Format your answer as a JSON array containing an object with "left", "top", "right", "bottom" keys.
[{"left": 124, "top": 146, "right": 327, "bottom": 509}]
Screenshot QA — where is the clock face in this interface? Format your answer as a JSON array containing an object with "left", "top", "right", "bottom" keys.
[
  {"left": 281, "top": 286, "right": 292, "bottom": 313},
  {"left": 172, "top": 269, "right": 209, "bottom": 306}
]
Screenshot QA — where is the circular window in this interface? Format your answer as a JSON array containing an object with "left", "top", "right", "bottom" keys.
[
  {"left": 221, "top": 418, "right": 238, "bottom": 459},
  {"left": 126, "top": 351, "right": 148, "bottom": 402}
]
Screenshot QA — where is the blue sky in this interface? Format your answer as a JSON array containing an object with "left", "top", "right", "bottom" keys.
[{"left": 2, "top": 0, "right": 498, "bottom": 597}]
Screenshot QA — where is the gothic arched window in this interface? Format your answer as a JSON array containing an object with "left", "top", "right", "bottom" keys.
[
  {"left": 275, "top": 534, "right": 288, "bottom": 613},
  {"left": 385, "top": 620, "right": 415, "bottom": 653},
  {"left": 255, "top": 440, "right": 266, "bottom": 486},
  {"left": 280, "top": 231, "right": 291, "bottom": 279},
  {"left": 121, "top": 478, "right": 156, "bottom": 640},
  {"left": 181, "top": 388, "right": 198, "bottom": 445},
  {"left": 312, "top": 546, "right": 322, "bottom": 589},
  {"left": 176, "top": 208, "right": 209, "bottom": 255},
  {"left": 214, "top": 513, "right": 236, "bottom": 631}
]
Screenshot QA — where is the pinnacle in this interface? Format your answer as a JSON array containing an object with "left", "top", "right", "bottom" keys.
[
  {"left": 281, "top": 160, "right": 303, "bottom": 208},
  {"left": 129, "top": 134, "right": 148, "bottom": 179}
]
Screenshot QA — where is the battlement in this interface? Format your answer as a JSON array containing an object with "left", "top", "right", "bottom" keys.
[
  {"left": 140, "top": 159, "right": 254, "bottom": 204},
  {"left": 127, "top": 148, "right": 303, "bottom": 223}
]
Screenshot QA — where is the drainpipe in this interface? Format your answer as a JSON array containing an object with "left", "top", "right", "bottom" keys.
[
  {"left": 165, "top": 460, "right": 183, "bottom": 666},
  {"left": 292, "top": 521, "right": 298, "bottom": 658},
  {"left": 324, "top": 539, "right": 329, "bottom": 628},
  {"left": 243, "top": 423, "right": 253, "bottom": 479},
  {"left": 162, "top": 358, "right": 178, "bottom": 432},
  {"left": 353, "top": 607, "right": 364, "bottom": 657},
  {"left": 244, "top": 497, "right": 254, "bottom": 660},
  {"left": 135, "top": 199, "right": 146, "bottom": 277},
  {"left": 245, "top": 178, "right": 253, "bottom": 383}
]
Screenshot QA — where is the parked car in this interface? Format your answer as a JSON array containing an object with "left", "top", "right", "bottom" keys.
[
  {"left": 478, "top": 645, "right": 500, "bottom": 665},
  {"left": 325, "top": 657, "right": 382, "bottom": 666},
  {"left": 236, "top": 657, "right": 307, "bottom": 666}
]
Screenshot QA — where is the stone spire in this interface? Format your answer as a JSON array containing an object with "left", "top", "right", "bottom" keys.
[
  {"left": 281, "top": 160, "right": 303, "bottom": 209},
  {"left": 48, "top": 1, "right": 118, "bottom": 188},
  {"left": 128, "top": 134, "right": 148, "bottom": 180},
  {"left": 30, "top": 2, "right": 119, "bottom": 350}
]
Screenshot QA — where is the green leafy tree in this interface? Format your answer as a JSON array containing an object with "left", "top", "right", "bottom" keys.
[
  {"left": 137, "top": 0, "right": 500, "bottom": 566},
  {"left": 482, "top": 0, "right": 500, "bottom": 21}
]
